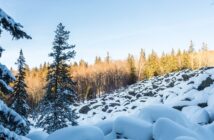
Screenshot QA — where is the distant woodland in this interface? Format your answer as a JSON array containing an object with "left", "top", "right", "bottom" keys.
[{"left": 18, "top": 42, "right": 213, "bottom": 108}]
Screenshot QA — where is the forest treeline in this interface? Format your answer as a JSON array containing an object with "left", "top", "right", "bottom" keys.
[{"left": 22, "top": 41, "right": 213, "bottom": 108}]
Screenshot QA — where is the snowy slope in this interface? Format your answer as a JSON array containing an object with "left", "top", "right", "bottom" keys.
[
  {"left": 29, "top": 67, "right": 214, "bottom": 140},
  {"left": 74, "top": 67, "right": 214, "bottom": 125}
]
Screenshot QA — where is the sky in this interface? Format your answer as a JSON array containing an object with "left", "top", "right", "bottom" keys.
[{"left": 0, "top": 0, "right": 214, "bottom": 68}]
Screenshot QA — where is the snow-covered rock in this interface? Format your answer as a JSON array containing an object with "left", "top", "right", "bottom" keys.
[
  {"left": 46, "top": 126, "right": 104, "bottom": 140},
  {"left": 73, "top": 68, "right": 214, "bottom": 125},
  {"left": 136, "top": 104, "right": 191, "bottom": 127},
  {"left": 182, "top": 106, "right": 210, "bottom": 124},
  {"left": 31, "top": 67, "right": 214, "bottom": 140},
  {"left": 113, "top": 116, "right": 152, "bottom": 140},
  {"left": 153, "top": 118, "right": 200, "bottom": 140}
]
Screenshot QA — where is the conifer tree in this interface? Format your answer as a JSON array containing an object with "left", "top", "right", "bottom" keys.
[
  {"left": 201, "top": 42, "right": 208, "bottom": 52},
  {"left": 95, "top": 56, "right": 102, "bottom": 64},
  {"left": 10, "top": 50, "right": 30, "bottom": 119},
  {"left": 127, "top": 54, "right": 137, "bottom": 85},
  {"left": 188, "top": 40, "right": 195, "bottom": 53},
  {"left": 105, "top": 52, "right": 110, "bottom": 63},
  {"left": 37, "top": 23, "right": 78, "bottom": 133},
  {"left": 0, "top": 8, "right": 31, "bottom": 138}
]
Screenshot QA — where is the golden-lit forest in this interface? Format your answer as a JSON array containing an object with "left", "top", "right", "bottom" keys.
[{"left": 21, "top": 42, "right": 214, "bottom": 108}]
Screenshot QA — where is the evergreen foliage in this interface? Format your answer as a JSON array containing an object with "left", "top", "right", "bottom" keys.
[
  {"left": 9, "top": 50, "right": 30, "bottom": 135},
  {"left": 127, "top": 54, "right": 137, "bottom": 85},
  {"left": 0, "top": 8, "right": 31, "bottom": 138},
  {"left": 10, "top": 50, "right": 30, "bottom": 118},
  {"left": 0, "top": 8, "right": 31, "bottom": 40},
  {"left": 36, "top": 23, "right": 78, "bottom": 133}
]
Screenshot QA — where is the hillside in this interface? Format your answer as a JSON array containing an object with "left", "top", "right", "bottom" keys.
[
  {"left": 30, "top": 67, "right": 214, "bottom": 140},
  {"left": 75, "top": 67, "right": 214, "bottom": 125}
]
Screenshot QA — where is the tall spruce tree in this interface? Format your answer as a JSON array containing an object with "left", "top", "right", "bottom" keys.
[
  {"left": 0, "top": 8, "right": 31, "bottom": 138},
  {"left": 10, "top": 50, "right": 30, "bottom": 119},
  {"left": 37, "top": 23, "right": 78, "bottom": 133}
]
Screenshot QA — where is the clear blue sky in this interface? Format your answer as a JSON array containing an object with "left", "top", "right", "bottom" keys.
[{"left": 0, "top": 0, "right": 214, "bottom": 68}]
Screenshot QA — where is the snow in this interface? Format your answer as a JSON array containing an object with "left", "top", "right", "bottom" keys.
[
  {"left": 135, "top": 104, "right": 191, "bottom": 127},
  {"left": 182, "top": 106, "right": 210, "bottom": 124},
  {"left": 0, "top": 8, "right": 26, "bottom": 37},
  {"left": 0, "top": 63, "right": 16, "bottom": 81},
  {"left": 153, "top": 118, "right": 199, "bottom": 140},
  {"left": 46, "top": 126, "right": 104, "bottom": 140},
  {"left": 30, "top": 68, "right": 214, "bottom": 140},
  {"left": 0, "top": 125, "right": 25, "bottom": 140},
  {"left": 113, "top": 116, "right": 152, "bottom": 140},
  {"left": 26, "top": 131, "right": 48, "bottom": 140},
  {"left": 0, "top": 79, "right": 14, "bottom": 92},
  {"left": 95, "top": 120, "right": 113, "bottom": 136},
  {"left": 208, "top": 93, "right": 214, "bottom": 107},
  {"left": 0, "top": 8, "right": 18, "bottom": 27},
  {"left": 0, "top": 63, "right": 15, "bottom": 92},
  {"left": 0, "top": 100, "right": 26, "bottom": 126},
  {"left": 31, "top": 104, "right": 214, "bottom": 140},
  {"left": 68, "top": 68, "right": 214, "bottom": 126},
  {"left": 174, "top": 136, "right": 197, "bottom": 140}
]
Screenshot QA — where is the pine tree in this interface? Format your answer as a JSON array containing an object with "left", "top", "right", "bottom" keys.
[
  {"left": 10, "top": 50, "right": 30, "bottom": 119},
  {"left": 95, "top": 56, "right": 102, "bottom": 64},
  {"left": 137, "top": 49, "right": 146, "bottom": 80},
  {"left": 188, "top": 40, "right": 194, "bottom": 53},
  {"left": 188, "top": 41, "right": 195, "bottom": 69},
  {"left": 127, "top": 54, "right": 137, "bottom": 85},
  {"left": 0, "top": 8, "right": 31, "bottom": 138},
  {"left": 105, "top": 52, "right": 110, "bottom": 63},
  {"left": 201, "top": 42, "right": 208, "bottom": 52},
  {"left": 37, "top": 23, "right": 78, "bottom": 133}
]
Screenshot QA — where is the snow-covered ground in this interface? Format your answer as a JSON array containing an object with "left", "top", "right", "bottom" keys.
[
  {"left": 74, "top": 67, "right": 214, "bottom": 125},
  {"left": 29, "top": 67, "right": 214, "bottom": 140}
]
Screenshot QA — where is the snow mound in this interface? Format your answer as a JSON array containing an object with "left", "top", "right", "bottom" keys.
[
  {"left": 174, "top": 136, "right": 197, "bottom": 140},
  {"left": 113, "top": 116, "right": 152, "bottom": 140},
  {"left": 182, "top": 106, "right": 210, "bottom": 124},
  {"left": 95, "top": 120, "right": 113, "bottom": 136},
  {"left": 26, "top": 131, "right": 48, "bottom": 140},
  {"left": 46, "top": 126, "right": 104, "bottom": 140},
  {"left": 33, "top": 104, "right": 214, "bottom": 140},
  {"left": 136, "top": 104, "right": 191, "bottom": 127},
  {"left": 153, "top": 118, "right": 199, "bottom": 140}
]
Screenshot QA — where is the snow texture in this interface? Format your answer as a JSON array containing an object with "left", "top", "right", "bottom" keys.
[
  {"left": 30, "top": 68, "right": 214, "bottom": 140},
  {"left": 46, "top": 126, "right": 104, "bottom": 140},
  {"left": 26, "top": 131, "right": 48, "bottom": 140}
]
